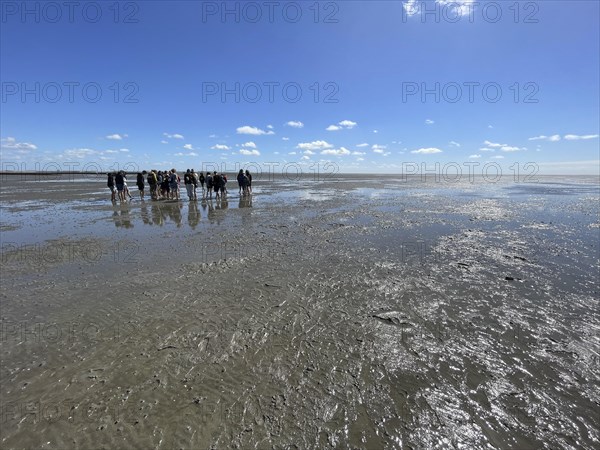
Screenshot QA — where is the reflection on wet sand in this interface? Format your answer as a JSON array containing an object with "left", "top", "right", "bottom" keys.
[{"left": 112, "top": 204, "right": 134, "bottom": 228}]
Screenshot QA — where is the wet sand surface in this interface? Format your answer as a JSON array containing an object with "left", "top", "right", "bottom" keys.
[{"left": 1, "top": 174, "right": 599, "bottom": 449}]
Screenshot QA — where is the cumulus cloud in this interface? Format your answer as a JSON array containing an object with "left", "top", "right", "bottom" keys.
[
  {"left": 303, "top": 150, "right": 315, "bottom": 155},
  {"left": 564, "top": 134, "right": 599, "bottom": 140},
  {"left": 356, "top": 143, "right": 369, "bottom": 148},
  {"left": 372, "top": 144, "right": 388, "bottom": 154},
  {"left": 352, "top": 151, "right": 366, "bottom": 155},
  {"left": 501, "top": 146, "right": 522, "bottom": 152},
  {"left": 212, "top": 144, "right": 231, "bottom": 150},
  {"left": 297, "top": 140, "right": 333, "bottom": 151},
  {"left": 242, "top": 142, "right": 257, "bottom": 149},
  {"left": 479, "top": 148, "right": 495, "bottom": 152},
  {"left": 183, "top": 144, "right": 194, "bottom": 150},
  {"left": 483, "top": 140, "right": 503, "bottom": 148},
  {"left": 425, "top": 119, "right": 434, "bottom": 125},
  {"left": 321, "top": 147, "right": 351, "bottom": 156},
  {"left": 240, "top": 149, "right": 260, "bottom": 156},
  {"left": 236, "top": 126, "right": 275, "bottom": 135},
  {"left": 411, "top": 147, "right": 443, "bottom": 154},
  {"left": 1, "top": 137, "right": 38, "bottom": 151},
  {"left": 267, "top": 124, "right": 274, "bottom": 129},
  {"left": 326, "top": 120, "right": 357, "bottom": 131},
  {"left": 469, "top": 154, "right": 481, "bottom": 159},
  {"left": 286, "top": 121, "right": 304, "bottom": 128},
  {"left": 106, "top": 133, "right": 126, "bottom": 140},
  {"left": 339, "top": 120, "right": 357, "bottom": 128},
  {"left": 282, "top": 137, "right": 290, "bottom": 141},
  {"left": 528, "top": 135, "right": 561, "bottom": 142},
  {"left": 164, "top": 133, "right": 184, "bottom": 139}
]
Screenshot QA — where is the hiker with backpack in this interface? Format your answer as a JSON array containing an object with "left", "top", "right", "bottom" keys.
[
  {"left": 169, "top": 169, "right": 180, "bottom": 200},
  {"left": 191, "top": 169, "right": 198, "bottom": 200},
  {"left": 184, "top": 169, "right": 194, "bottom": 200},
  {"left": 107, "top": 172, "right": 116, "bottom": 202},
  {"left": 136, "top": 172, "right": 145, "bottom": 200},
  {"left": 206, "top": 172, "right": 213, "bottom": 199},
  {"left": 199, "top": 172, "right": 206, "bottom": 197},
  {"left": 147, "top": 170, "right": 158, "bottom": 200}
]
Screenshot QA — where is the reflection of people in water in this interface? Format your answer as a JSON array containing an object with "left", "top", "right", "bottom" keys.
[
  {"left": 112, "top": 204, "right": 134, "bottom": 228},
  {"left": 141, "top": 201, "right": 151, "bottom": 225},
  {"left": 188, "top": 201, "right": 200, "bottom": 229},
  {"left": 206, "top": 199, "right": 215, "bottom": 224},
  {"left": 239, "top": 196, "right": 252, "bottom": 208},
  {"left": 151, "top": 202, "right": 164, "bottom": 226},
  {"left": 167, "top": 202, "right": 183, "bottom": 227}
]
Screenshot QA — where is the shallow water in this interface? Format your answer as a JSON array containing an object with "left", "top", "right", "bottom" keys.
[{"left": 1, "top": 175, "right": 599, "bottom": 449}]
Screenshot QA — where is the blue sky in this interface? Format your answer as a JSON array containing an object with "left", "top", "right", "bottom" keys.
[{"left": 1, "top": 0, "right": 599, "bottom": 175}]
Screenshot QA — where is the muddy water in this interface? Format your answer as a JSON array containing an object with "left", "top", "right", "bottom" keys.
[{"left": 1, "top": 175, "right": 599, "bottom": 449}]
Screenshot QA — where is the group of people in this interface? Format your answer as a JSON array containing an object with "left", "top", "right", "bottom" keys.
[{"left": 107, "top": 169, "right": 253, "bottom": 202}]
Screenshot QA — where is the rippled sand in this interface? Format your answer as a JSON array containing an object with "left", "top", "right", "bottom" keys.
[{"left": 1, "top": 174, "right": 599, "bottom": 449}]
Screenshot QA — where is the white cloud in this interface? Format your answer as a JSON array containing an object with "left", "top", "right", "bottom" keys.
[
  {"left": 63, "top": 148, "right": 97, "bottom": 158},
  {"left": 301, "top": 155, "right": 310, "bottom": 160},
  {"left": 479, "top": 148, "right": 495, "bottom": 152},
  {"left": 321, "top": 147, "right": 351, "bottom": 156},
  {"left": 242, "top": 142, "right": 257, "bottom": 149},
  {"left": 469, "top": 154, "right": 481, "bottom": 159},
  {"left": 491, "top": 155, "right": 505, "bottom": 159},
  {"left": 356, "top": 143, "right": 369, "bottom": 148},
  {"left": 297, "top": 140, "right": 333, "bottom": 151},
  {"left": 209, "top": 134, "right": 217, "bottom": 138},
  {"left": 119, "top": 148, "right": 129, "bottom": 152},
  {"left": 372, "top": 144, "right": 388, "bottom": 154},
  {"left": 352, "top": 151, "right": 366, "bottom": 155},
  {"left": 282, "top": 137, "right": 290, "bottom": 141},
  {"left": 483, "top": 140, "right": 503, "bottom": 148},
  {"left": 174, "top": 152, "right": 198, "bottom": 157},
  {"left": 339, "top": 120, "right": 357, "bottom": 129},
  {"left": 435, "top": 0, "right": 477, "bottom": 17},
  {"left": 425, "top": 119, "right": 434, "bottom": 125},
  {"left": 411, "top": 147, "right": 443, "bottom": 154},
  {"left": 528, "top": 135, "right": 561, "bottom": 142},
  {"left": 183, "top": 144, "right": 194, "bottom": 150},
  {"left": 104, "top": 150, "right": 118, "bottom": 154},
  {"left": 161, "top": 140, "right": 169, "bottom": 144},
  {"left": 286, "top": 121, "right": 304, "bottom": 128},
  {"left": 356, "top": 157, "right": 365, "bottom": 162},
  {"left": 240, "top": 149, "right": 260, "bottom": 156},
  {"left": 236, "top": 126, "right": 275, "bottom": 135},
  {"left": 564, "top": 134, "right": 599, "bottom": 140},
  {"left": 212, "top": 144, "right": 231, "bottom": 151},
  {"left": 1, "top": 137, "right": 37, "bottom": 151},
  {"left": 267, "top": 124, "right": 274, "bottom": 129},
  {"left": 327, "top": 120, "right": 357, "bottom": 131},
  {"left": 106, "top": 133, "right": 125, "bottom": 140},
  {"left": 373, "top": 130, "right": 379, "bottom": 134},
  {"left": 449, "top": 141, "right": 461, "bottom": 147},
  {"left": 303, "top": 150, "right": 315, "bottom": 155},
  {"left": 288, "top": 152, "right": 297, "bottom": 155},
  {"left": 488, "top": 125, "right": 494, "bottom": 129},
  {"left": 403, "top": 0, "right": 420, "bottom": 16},
  {"left": 501, "top": 146, "right": 523, "bottom": 152},
  {"left": 164, "top": 133, "right": 184, "bottom": 139}
]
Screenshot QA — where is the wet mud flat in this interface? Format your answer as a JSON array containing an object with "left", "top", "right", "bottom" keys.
[{"left": 1, "top": 175, "right": 599, "bottom": 449}]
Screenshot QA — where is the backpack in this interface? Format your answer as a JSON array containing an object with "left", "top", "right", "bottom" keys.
[
  {"left": 107, "top": 174, "right": 114, "bottom": 187},
  {"left": 170, "top": 173, "right": 177, "bottom": 184},
  {"left": 147, "top": 173, "right": 156, "bottom": 184},
  {"left": 184, "top": 173, "right": 191, "bottom": 184}
]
